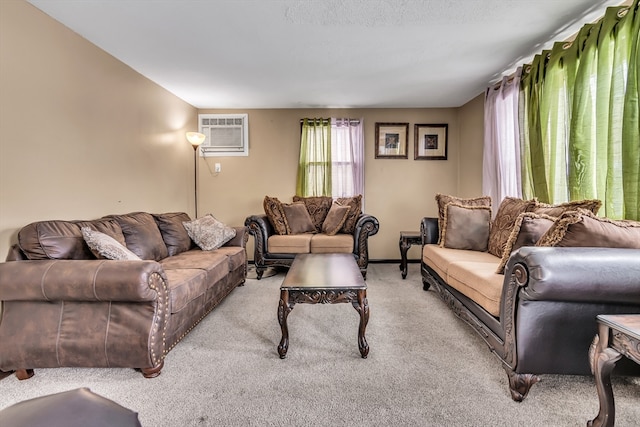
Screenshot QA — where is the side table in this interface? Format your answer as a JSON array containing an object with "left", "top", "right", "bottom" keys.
[
  {"left": 399, "top": 231, "right": 421, "bottom": 279},
  {"left": 588, "top": 314, "right": 640, "bottom": 427}
]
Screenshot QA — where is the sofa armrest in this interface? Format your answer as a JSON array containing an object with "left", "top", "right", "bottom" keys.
[
  {"left": 0, "top": 259, "right": 168, "bottom": 302},
  {"left": 504, "top": 246, "right": 640, "bottom": 305},
  {"left": 244, "top": 214, "right": 275, "bottom": 254},
  {"left": 225, "top": 226, "right": 249, "bottom": 248},
  {"left": 420, "top": 217, "right": 439, "bottom": 245}
]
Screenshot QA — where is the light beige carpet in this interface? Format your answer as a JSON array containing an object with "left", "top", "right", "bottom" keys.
[{"left": 1, "top": 263, "right": 638, "bottom": 426}]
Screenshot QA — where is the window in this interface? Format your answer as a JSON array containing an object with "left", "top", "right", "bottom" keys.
[{"left": 296, "top": 118, "right": 364, "bottom": 200}]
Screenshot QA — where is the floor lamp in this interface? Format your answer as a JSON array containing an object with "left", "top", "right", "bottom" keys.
[{"left": 186, "top": 132, "right": 206, "bottom": 219}]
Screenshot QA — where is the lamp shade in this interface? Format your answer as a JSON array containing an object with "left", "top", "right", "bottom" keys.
[{"left": 186, "top": 132, "right": 206, "bottom": 147}]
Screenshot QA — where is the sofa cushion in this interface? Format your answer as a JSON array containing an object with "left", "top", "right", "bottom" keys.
[
  {"left": 440, "top": 204, "right": 490, "bottom": 251},
  {"left": 81, "top": 227, "right": 141, "bottom": 261},
  {"left": 423, "top": 244, "right": 499, "bottom": 282},
  {"left": 153, "top": 212, "right": 194, "bottom": 256},
  {"left": 263, "top": 196, "right": 289, "bottom": 235},
  {"left": 214, "top": 246, "right": 247, "bottom": 271},
  {"left": 75, "top": 218, "right": 126, "bottom": 246},
  {"left": 447, "top": 261, "right": 503, "bottom": 317},
  {"left": 488, "top": 197, "right": 537, "bottom": 258},
  {"left": 537, "top": 210, "right": 640, "bottom": 248},
  {"left": 322, "top": 203, "right": 351, "bottom": 236},
  {"left": 282, "top": 202, "right": 316, "bottom": 234},
  {"left": 183, "top": 214, "right": 237, "bottom": 251},
  {"left": 310, "top": 234, "right": 353, "bottom": 253},
  {"left": 435, "top": 194, "right": 491, "bottom": 244},
  {"left": 18, "top": 220, "right": 94, "bottom": 260},
  {"left": 336, "top": 195, "right": 362, "bottom": 233},
  {"left": 105, "top": 212, "right": 169, "bottom": 261},
  {"left": 532, "top": 199, "right": 601, "bottom": 217},
  {"left": 496, "top": 212, "right": 555, "bottom": 274},
  {"left": 268, "top": 234, "right": 312, "bottom": 253},
  {"left": 163, "top": 268, "right": 209, "bottom": 314},
  {"left": 293, "top": 196, "right": 333, "bottom": 233}
]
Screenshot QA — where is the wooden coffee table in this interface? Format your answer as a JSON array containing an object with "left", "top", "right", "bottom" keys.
[{"left": 277, "top": 253, "right": 369, "bottom": 359}]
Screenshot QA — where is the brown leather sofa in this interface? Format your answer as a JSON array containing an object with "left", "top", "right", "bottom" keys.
[
  {"left": 0, "top": 212, "right": 247, "bottom": 380},
  {"left": 420, "top": 216, "right": 640, "bottom": 402}
]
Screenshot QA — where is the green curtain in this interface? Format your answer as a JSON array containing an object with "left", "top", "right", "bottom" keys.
[
  {"left": 295, "top": 118, "right": 332, "bottom": 197},
  {"left": 519, "top": 0, "right": 639, "bottom": 219}
]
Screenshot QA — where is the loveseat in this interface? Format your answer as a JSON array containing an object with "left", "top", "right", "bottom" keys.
[
  {"left": 420, "top": 195, "right": 640, "bottom": 401},
  {"left": 0, "top": 211, "right": 247, "bottom": 380},
  {"left": 245, "top": 195, "right": 379, "bottom": 279}
]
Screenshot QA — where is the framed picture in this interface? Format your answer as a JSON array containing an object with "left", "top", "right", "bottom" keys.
[
  {"left": 375, "top": 123, "right": 409, "bottom": 159},
  {"left": 414, "top": 124, "right": 448, "bottom": 160}
]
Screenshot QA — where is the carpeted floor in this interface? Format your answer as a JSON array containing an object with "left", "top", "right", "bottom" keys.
[{"left": 1, "top": 263, "right": 638, "bottom": 426}]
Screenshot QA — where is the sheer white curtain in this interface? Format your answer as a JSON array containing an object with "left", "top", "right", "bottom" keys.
[
  {"left": 331, "top": 118, "right": 365, "bottom": 204},
  {"left": 483, "top": 67, "right": 523, "bottom": 213}
]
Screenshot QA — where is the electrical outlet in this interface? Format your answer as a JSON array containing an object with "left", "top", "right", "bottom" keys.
[{"left": 214, "top": 163, "right": 221, "bottom": 173}]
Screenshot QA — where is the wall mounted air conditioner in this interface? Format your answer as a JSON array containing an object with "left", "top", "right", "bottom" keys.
[{"left": 198, "top": 113, "right": 249, "bottom": 157}]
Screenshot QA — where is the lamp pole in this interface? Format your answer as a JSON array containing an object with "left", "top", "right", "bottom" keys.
[{"left": 186, "top": 132, "right": 206, "bottom": 219}]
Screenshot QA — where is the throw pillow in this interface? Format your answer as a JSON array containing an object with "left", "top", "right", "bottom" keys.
[
  {"left": 263, "top": 196, "right": 290, "bottom": 235},
  {"left": 487, "top": 197, "right": 537, "bottom": 258},
  {"left": 282, "top": 202, "right": 316, "bottom": 234},
  {"left": 440, "top": 203, "right": 491, "bottom": 251},
  {"left": 532, "top": 199, "right": 602, "bottom": 217},
  {"left": 293, "top": 196, "right": 333, "bottom": 233},
  {"left": 153, "top": 212, "right": 194, "bottom": 256},
  {"left": 183, "top": 214, "right": 237, "bottom": 251},
  {"left": 435, "top": 194, "right": 491, "bottom": 244},
  {"left": 104, "top": 212, "right": 169, "bottom": 261},
  {"left": 321, "top": 203, "right": 351, "bottom": 236},
  {"left": 536, "top": 209, "right": 640, "bottom": 248},
  {"left": 81, "top": 227, "right": 141, "bottom": 261},
  {"left": 336, "top": 195, "right": 363, "bottom": 234},
  {"left": 495, "top": 212, "right": 556, "bottom": 274}
]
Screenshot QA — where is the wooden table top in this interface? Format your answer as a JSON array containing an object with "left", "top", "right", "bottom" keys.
[
  {"left": 281, "top": 254, "right": 366, "bottom": 291},
  {"left": 597, "top": 314, "right": 640, "bottom": 341}
]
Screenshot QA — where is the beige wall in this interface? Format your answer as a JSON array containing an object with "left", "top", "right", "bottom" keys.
[
  {"left": 0, "top": 1, "right": 198, "bottom": 258},
  {"left": 199, "top": 104, "right": 484, "bottom": 260},
  {"left": 0, "top": 0, "right": 484, "bottom": 262}
]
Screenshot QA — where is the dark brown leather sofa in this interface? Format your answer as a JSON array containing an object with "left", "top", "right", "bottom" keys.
[
  {"left": 244, "top": 213, "right": 379, "bottom": 279},
  {"left": 420, "top": 217, "right": 640, "bottom": 402},
  {"left": 0, "top": 212, "right": 247, "bottom": 380}
]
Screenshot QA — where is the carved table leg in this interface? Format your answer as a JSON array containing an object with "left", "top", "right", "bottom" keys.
[
  {"left": 399, "top": 238, "right": 410, "bottom": 279},
  {"left": 277, "top": 289, "right": 293, "bottom": 359},
  {"left": 352, "top": 289, "right": 369, "bottom": 358},
  {"left": 588, "top": 324, "right": 623, "bottom": 427}
]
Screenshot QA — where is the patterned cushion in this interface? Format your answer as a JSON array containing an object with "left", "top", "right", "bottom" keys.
[
  {"left": 263, "top": 196, "right": 289, "bottom": 235},
  {"left": 435, "top": 194, "right": 491, "bottom": 244},
  {"left": 495, "top": 212, "right": 555, "bottom": 274},
  {"left": 336, "top": 195, "right": 363, "bottom": 234},
  {"left": 282, "top": 202, "right": 316, "bottom": 234},
  {"left": 183, "top": 214, "right": 237, "bottom": 251},
  {"left": 487, "top": 197, "right": 537, "bottom": 258},
  {"left": 153, "top": 212, "right": 194, "bottom": 256},
  {"left": 532, "top": 199, "right": 601, "bottom": 217},
  {"left": 293, "top": 196, "right": 333, "bottom": 232},
  {"left": 322, "top": 203, "right": 351, "bottom": 236},
  {"left": 440, "top": 203, "right": 491, "bottom": 251},
  {"left": 536, "top": 209, "right": 640, "bottom": 248},
  {"left": 81, "top": 227, "right": 141, "bottom": 261}
]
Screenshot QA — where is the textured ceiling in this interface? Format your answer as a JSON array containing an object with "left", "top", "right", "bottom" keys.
[{"left": 28, "top": 0, "right": 625, "bottom": 108}]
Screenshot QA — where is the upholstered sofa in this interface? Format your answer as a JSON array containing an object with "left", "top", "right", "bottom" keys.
[
  {"left": 420, "top": 195, "right": 640, "bottom": 401},
  {"left": 245, "top": 195, "right": 379, "bottom": 279},
  {"left": 0, "top": 212, "right": 247, "bottom": 380}
]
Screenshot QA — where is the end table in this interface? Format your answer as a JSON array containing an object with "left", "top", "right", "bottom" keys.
[
  {"left": 588, "top": 314, "right": 640, "bottom": 427},
  {"left": 399, "top": 231, "right": 421, "bottom": 279}
]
